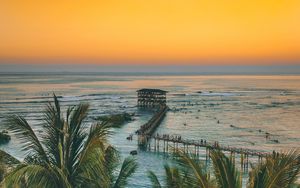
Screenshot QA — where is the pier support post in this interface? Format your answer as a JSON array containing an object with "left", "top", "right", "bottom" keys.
[
  {"left": 246, "top": 154, "right": 249, "bottom": 170},
  {"left": 232, "top": 152, "right": 235, "bottom": 166},
  {"left": 166, "top": 141, "right": 169, "bottom": 153},
  {"left": 173, "top": 142, "right": 176, "bottom": 153},
  {"left": 241, "top": 153, "right": 244, "bottom": 172}
]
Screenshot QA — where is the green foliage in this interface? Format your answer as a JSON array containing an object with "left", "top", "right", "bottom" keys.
[
  {"left": 210, "top": 150, "right": 241, "bottom": 188},
  {"left": 248, "top": 150, "right": 300, "bottom": 188},
  {"left": 0, "top": 150, "right": 20, "bottom": 166},
  {"left": 148, "top": 171, "right": 162, "bottom": 188},
  {"left": 0, "top": 150, "right": 20, "bottom": 182},
  {"left": 94, "top": 113, "right": 134, "bottom": 128},
  {"left": 149, "top": 149, "right": 300, "bottom": 188},
  {"left": 163, "top": 164, "right": 185, "bottom": 188},
  {"left": 0, "top": 164, "right": 5, "bottom": 183},
  {"left": 149, "top": 151, "right": 214, "bottom": 188},
  {"left": 113, "top": 156, "right": 138, "bottom": 188},
  {"left": 0, "top": 94, "right": 137, "bottom": 188},
  {"left": 175, "top": 151, "right": 213, "bottom": 188},
  {"left": 148, "top": 164, "right": 185, "bottom": 188}
]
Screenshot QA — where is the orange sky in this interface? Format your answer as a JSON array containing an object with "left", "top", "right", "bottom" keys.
[{"left": 1, "top": 0, "right": 300, "bottom": 65}]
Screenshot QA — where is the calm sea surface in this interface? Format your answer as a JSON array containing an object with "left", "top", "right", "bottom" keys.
[{"left": 0, "top": 73, "right": 300, "bottom": 187}]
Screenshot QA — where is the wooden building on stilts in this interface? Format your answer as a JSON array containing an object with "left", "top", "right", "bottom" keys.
[
  {"left": 137, "top": 89, "right": 167, "bottom": 107},
  {"left": 136, "top": 88, "right": 168, "bottom": 149}
]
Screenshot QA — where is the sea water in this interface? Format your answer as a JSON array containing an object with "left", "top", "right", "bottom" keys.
[{"left": 0, "top": 73, "right": 300, "bottom": 187}]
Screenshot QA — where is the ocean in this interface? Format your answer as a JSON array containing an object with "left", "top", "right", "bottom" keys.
[{"left": 0, "top": 73, "right": 300, "bottom": 187}]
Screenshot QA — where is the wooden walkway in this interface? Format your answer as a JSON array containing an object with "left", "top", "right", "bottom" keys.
[
  {"left": 151, "top": 133, "right": 268, "bottom": 158},
  {"left": 148, "top": 134, "right": 272, "bottom": 171},
  {"left": 133, "top": 104, "right": 274, "bottom": 171},
  {"left": 136, "top": 105, "right": 168, "bottom": 147}
]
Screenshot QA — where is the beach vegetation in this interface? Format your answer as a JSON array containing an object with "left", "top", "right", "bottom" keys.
[
  {"left": 94, "top": 113, "right": 134, "bottom": 128},
  {"left": 148, "top": 149, "right": 300, "bottom": 188},
  {"left": 0, "top": 95, "right": 137, "bottom": 188}
]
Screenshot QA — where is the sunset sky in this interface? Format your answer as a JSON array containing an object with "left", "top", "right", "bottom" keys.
[{"left": 1, "top": 0, "right": 300, "bottom": 65}]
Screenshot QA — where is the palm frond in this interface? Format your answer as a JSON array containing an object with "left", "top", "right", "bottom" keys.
[
  {"left": 73, "top": 148, "right": 109, "bottom": 187},
  {"left": 248, "top": 162, "right": 267, "bottom": 188},
  {"left": 0, "top": 150, "right": 20, "bottom": 165},
  {"left": 42, "top": 95, "right": 64, "bottom": 167},
  {"left": 2, "top": 164, "right": 70, "bottom": 188},
  {"left": 104, "top": 145, "right": 120, "bottom": 183},
  {"left": 5, "top": 115, "right": 49, "bottom": 165},
  {"left": 66, "top": 103, "right": 89, "bottom": 174},
  {"left": 72, "top": 123, "right": 112, "bottom": 187},
  {"left": 210, "top": 149, "right": 241, "bottom": 188},
  {"left": 113, "top": 156, "right": 138, "bottom": 188},
  {"left": 0, "top": 150, "right": 20, "bottom": 182},
  {"left": 77, "top": 122, "right": 111, "bottom": 166},
  {"left": 248, "top": 150, "right": 300, "bottom": 188},
  {"left": 0, "top": 164, "right": 6, "bottom": 182},
  {"left": 148, "top": 171, "right": 162, "bottom": 188},
  {"left": 175, "top": 150, "right": 211, "bottom": 188},
  {"left": 164, "top": 164, "right": 184, "bottom": 188}
]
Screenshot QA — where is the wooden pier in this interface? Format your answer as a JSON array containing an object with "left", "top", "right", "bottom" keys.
[
  {"left": 136, "top": 105, "right": 168, "bottom": 148},
  {"left": 151, "top": 134, "right": 268, "bottom": 157},
  {"left": 147, "top": 133, "right": 271, "bottom": 171},
  {"left": 133, "top": 88, "right": 273, "bottom": 171}
]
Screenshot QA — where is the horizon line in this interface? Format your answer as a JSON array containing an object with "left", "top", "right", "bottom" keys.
[{"left": 1, "top": 64, "right": 300, "bottom": 75}]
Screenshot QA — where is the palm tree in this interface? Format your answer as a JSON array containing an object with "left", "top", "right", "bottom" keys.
[
  {"left": 248, "top": 150, "right": 300, "bottom": 188},
  {"left": 0, "top": 94, "right": 137, "bottom": 188},
  {"left": 148, "top": 149, "right": 300, "bottom": 188},
  {"left": 148, "top": 150, "right": 215, "bottom": 188}
]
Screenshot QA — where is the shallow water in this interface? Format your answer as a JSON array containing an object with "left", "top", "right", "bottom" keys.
[{"left": 0, "top": 73, "right": 300, "bottom": 187}]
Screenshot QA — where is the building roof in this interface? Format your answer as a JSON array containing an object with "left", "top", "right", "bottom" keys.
[{"left": 137, "top": 88, "right": 167, "bottom": 93}]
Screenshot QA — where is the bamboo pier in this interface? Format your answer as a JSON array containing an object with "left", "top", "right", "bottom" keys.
[
  {"left": 149, "top": 133, "right": 269, "bottom": 170},
  {"left": 133, "top": 88, "right": 274, "bottom": 171},
  {"left": 151, "top": 133, "right": 268, "bottom": 158},
  {"left": 136, "top": 105, "right": 168, "bottom": 148}
]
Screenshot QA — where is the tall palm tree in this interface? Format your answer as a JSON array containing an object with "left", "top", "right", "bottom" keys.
[
  {"left": 149, "top": 149, "right": 300, "bottom": 188},
  {"left": 0, "top": 94, "right": 137, "bottom": 188}
]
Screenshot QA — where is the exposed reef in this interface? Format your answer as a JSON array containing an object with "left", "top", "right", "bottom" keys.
[{"left": 94, "top": 113, "right": 134, "bottom": 128}]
